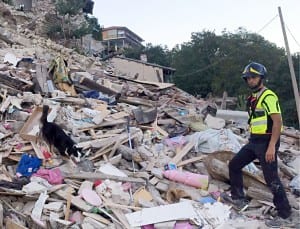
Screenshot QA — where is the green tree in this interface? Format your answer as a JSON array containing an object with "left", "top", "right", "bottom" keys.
[
  {"left": 124, "top": 43, "right": 171, "bottom": 67},
  {"left": 2, "top": 0, "right": 13, "bottom": 5},
  {"left": 123, "top": 46, "right": 144, "bottom": 60},
  {"left": 169, "top": 28, "right": 298, "bottom": 128},
  {"left": 172, "top": 31, "right": 219, "bottom": 96},
  {"left": 85, "top": 15, "right": 102, "bottom": 40},
  {"left": 72, "top": 16, "right": 101, "bottom": 40},
  {"left": 55, "top": 0, "right": 85, "bottom": 40},
  {"left": 51, "top": 0, "right": 100, "bottom": 45},
  {"left": 67, "top": 24, "right": 297, "bottom": 127}
]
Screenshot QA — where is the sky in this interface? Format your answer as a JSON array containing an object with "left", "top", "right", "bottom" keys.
[{"left": 93, "top": 0, "right": 300, "bottom": 54}]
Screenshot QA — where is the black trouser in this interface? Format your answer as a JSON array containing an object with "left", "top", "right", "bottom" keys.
[{"left": 228, "top": 135, "right": 291, "bottom": 218}]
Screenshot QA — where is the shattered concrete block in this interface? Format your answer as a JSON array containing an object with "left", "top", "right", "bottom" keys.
[
  {"left": 204, "top": 114, "right": 225, "bottom": 129},
  {"left": 22, "top": 182, "right": 48, "bottom": 194}
]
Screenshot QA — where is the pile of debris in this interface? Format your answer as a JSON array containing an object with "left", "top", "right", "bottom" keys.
[
  {"left": 0, "top": 47, "right": 299, "bottom": 228},
  {"left": 0, "top": 3, "right": 299, "bottom": 229}
]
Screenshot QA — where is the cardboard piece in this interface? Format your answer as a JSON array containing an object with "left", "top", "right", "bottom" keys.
[
  {"left": 133, "top": 187, "right": 153, "bottom": 206},
  {"left": 125, "top": 201, "right": 197, "bottom": 227},
  {"left": 98, "top": 163, "right": 128, "bottom": 177},
  {"left": 20, "top": 106, "right": 44, "bottom": 141}
]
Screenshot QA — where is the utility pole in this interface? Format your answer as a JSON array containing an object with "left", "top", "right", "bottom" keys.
[
  {"left": 278, "top": 6, "right": 300, "bottom": 127},
  {"left": 298, "top": 52, "right": 300, "bottom": 79}
]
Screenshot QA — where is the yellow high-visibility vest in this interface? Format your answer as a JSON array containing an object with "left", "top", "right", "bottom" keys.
[{"left": 249, "top": 89, "right": 283, "bottom": 134}]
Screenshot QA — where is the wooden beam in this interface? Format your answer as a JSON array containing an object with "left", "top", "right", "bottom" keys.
[
  {"left": 177, "top": 155, "right": 205, "bottom": 167},
  {"left": 171, "top": 141, "right": 195, "bottom": 165},
  {"left": 64, "top": 172, "right": 146, "bottom": 184}
]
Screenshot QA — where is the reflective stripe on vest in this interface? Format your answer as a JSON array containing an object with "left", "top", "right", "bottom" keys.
[{"left": 249, "top": 89, "right": 282, "bottom": 134}]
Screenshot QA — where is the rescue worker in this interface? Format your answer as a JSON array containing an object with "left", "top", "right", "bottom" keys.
[{"left": 225, "top": 62, "right": 293, "bottom": 228}]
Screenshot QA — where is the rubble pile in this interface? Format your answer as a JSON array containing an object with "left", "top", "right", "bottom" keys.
[{"left": 0, "top": 2, "right": 299, "bottom": 229}]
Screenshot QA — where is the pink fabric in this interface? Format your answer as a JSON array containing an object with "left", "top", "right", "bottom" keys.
[
  {"left": 33, "top": 168, "right": 63, "bottom": 184},
  {"left": 163, "top": 170, "right": 208, "bottom": 189},
  {"left": 164, "top": 136, "right": 186, "bottom": 149},
  {"left": 174, "top": 221, "right": 193, "bottom": 229}
]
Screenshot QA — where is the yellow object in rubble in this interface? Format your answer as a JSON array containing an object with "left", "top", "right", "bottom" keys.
[{"left": 48, "top": 55, "right": 71, "bottom": 84}]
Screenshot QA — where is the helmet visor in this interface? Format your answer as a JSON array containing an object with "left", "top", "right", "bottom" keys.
[{"left": 242, "top": 66, "right": 261, "bottom": 76}]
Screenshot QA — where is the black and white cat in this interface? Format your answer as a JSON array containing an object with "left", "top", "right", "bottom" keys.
[{"left": 40, "top": 105, "right": 82, "bottom": 162}]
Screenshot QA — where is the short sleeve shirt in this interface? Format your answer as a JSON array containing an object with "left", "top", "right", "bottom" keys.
[{"left": 261, "top": 94, "right": 281, "bottom": 115}]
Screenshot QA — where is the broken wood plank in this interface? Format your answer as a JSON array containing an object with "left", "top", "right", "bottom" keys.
[
  {"left": 110, "top": 111, "right": 129, "bottom": 120},
  {"left": 64, "top": 187, "right": 72, "bottom": 221},
  {"left": 82, "top": 212, "right": 111, "bottom": 225},
  {"left": 0, "top": 72, "right": 31, "bottom": 91},
  {"left": 77, "top": 119, "right": 126, "bottom": 132},
  {"left": 0, "top": 203, "right": 3, "bottom": 227},
  {"left": 0, "top": 83, "right": 21, "bottom": 95},
  {"left": 89, "top": 146, "right": 113, "bottom": 162},
  {"left": 163, "top": 107, "right": 190, "bottom": 125},
  {"left": 100, "top": 195, "right": 131, "bottom": 229},
  {"left": 171, "top": 141, "right": 195, "bottom": 165},
  {"left": 77, "top": 137, "right": 114, "bottom": 149},
  {"left": 108, "top": 131, "right": 136, "bottom": 158},
  {"left": 89, "top": 131, "right": 139, "bottom": 161},
  {"left": 205, "top": 157, "right": 269, "bottom": 192},
  {"left": 106, "top": 72, "right": 174, "bottom": 89},
  {"left": 79, "top": 76, "right": 118, "bottom": 96},
  {"left": 6, "top": 218, "right": 28, "bottom": 229},
  {"left": 64, "top": 172, "right": 146, "bottom": 184},
  {"left": 119, "top": 96, "right": 154, "bottom": 107},
  {"left": 220, "top": 91, "right": 228, "bottom": 109},
  {"left": 278, "top": 158, "right": 297, "bottom": 178},
  {"left": 31, "top": 141, "right": 45, "bottom": 159},
  {"left": 108, "top": 137, "right": 123, "bottom": 158},
  {"left": 282, "top": 130, "right": 300, "bottom": 139},
  {"left": 55, "top": 189, "right": 93, "bottom": 212},
  {"left": 31, "top": 192, "right": 49, "bottom": 221},
  {"left": 35, "top": 64, "right": 49, "bottom": 93},
  {"left": 151, "top": 123, "right": 169, "bottom": 137},
  {"left": 49, "top": 97, "right": 86, "bottom": 105},
  {"left": 177, "top": 155, "right": 205, "bottom": 167},
  {"left": 157, "top": 118, "right": 176, "bottom": 126},
  {"left": 104, "top": 202, "right": 141, "bottom": 211},
  {"left": 0, "top": 95, "right": 12, "bottom": 113}
]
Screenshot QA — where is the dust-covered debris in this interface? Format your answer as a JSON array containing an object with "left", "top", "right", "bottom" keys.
[{"left": 0, "top": 2, "right": 299, "bottom": 229}]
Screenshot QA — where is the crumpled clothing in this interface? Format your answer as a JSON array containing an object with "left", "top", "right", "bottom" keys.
[
  {"left": 0, "top": 176, "right": 30, "bottom": 190},
  {"left": 164, "top": 135, "right": 186, "bottom": 149},
  {"left": 16, "top": 154, "right": 42, "bottom": 177},
  {"left": 48, "top": 55, "right": 71, "bottom": 84},
  {"left": 83, "top": 90, "right": 118, "bottom": 105},
  {"left": 33, "top": 168, "right": 63, "bottom": 185}
]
